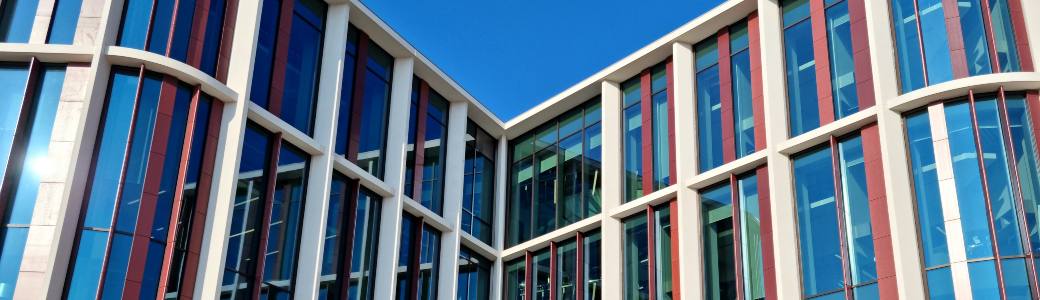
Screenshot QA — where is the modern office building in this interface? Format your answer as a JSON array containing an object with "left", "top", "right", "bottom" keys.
[{"left": 0, "top": 0, "right": 1039, "bottom": 298}]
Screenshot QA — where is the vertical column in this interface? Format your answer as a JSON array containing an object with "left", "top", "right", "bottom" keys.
[
  {"left": 490, "top": 136, "right": 508, "bottom": 300},
  {"left": 437, "top": 101, "right": 468, "bottom": 300},
  {"left": 861, "top": 125, "right": 898, "bottom": 299},
  {"left": 927, "top": 103, "right": 974, "bottom": 299},
  {"left": 28, "top": 0, "right": 56, "bottom": 43},
  {"left": 1017, "top": 0, "right": 1040, "bottom": 71},
  {"left": 671, "top": 41, "right": 703, "bottom": 300},
  {"left": 193, "top": 0, "right": 263, "bottom": 296},
  {"left": 864, "top": 0, "right": 927, "bottom": 296},
  {"left": 599, "top": 80, "right": 624, "bottom": 298},
  {"left": 757, "top": 0, "right": 801, "bottom": 298},
  {"left": 941, "top": 0, "right": 969, "bottom": 78},
  {"left": 373, "top": 57, "right": 415, "bottom": 300},
  {"left": 293, "top": 4, "right": 349, "bottom": 299}
]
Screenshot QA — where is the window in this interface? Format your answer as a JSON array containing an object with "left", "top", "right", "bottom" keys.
[
  {"left": 0, "top": 62, "right": 65, "bottom": 298},
  {"left": 622, "top": 62, "right": 674, "bottom": 202},
  {"left": 336, "top": 26, "right": 394, "bottom": 178},
  {"left": 623, "top": 203, "right": 678, "bottom": 300},
  {"left": 250, "top": 0, "right": 327, "bottom": 135},
  {"left": 904, "top": 91, "right": 1040, "bottom": 298},
  {"left": 504, "top": 258, "right": 526, "bottom": 300},
  {"left": 457, "top": 247, "right": 492, "bottom": 300},
  {"left": 319, "top": 174, "right": 382, "bottom": 300},
  {"left": 0, "top": 0, "right": 83, "bottom": 43},
  {"left": 64, "top": 67, "right": 223, "bottom": 299},
  {"left": 792, "top": 130, "right": 886, "bottom": 298},
  {"left": 462, "top": 121, "right": 496, "bottom": 244},
  {"left": 502, "top": 231, "right": 600, "bottom": 300},
  {"left": 508, "top": 100, "right": 601, "bottom": 246},
  {"left": 583, "top": 231, "right": 602, "bottom": 300},
  {"left": 825, "top": 0, "right": 859, "bottom": 118},
  {"left": 116, "top": 0, "right": 233, "bottom": 75},
  {"left": 695, "top": 19, "right": 761, "bottom": 173},
  {"left": 404, "top": 79, "right": 450, "bottom": 214},
  {"left": 701, "top": 169, "right": 769, "bottom": 300},
  {"left": 396, "top": 214, "right": 440, "bottom": 300},
  {"left": 783, "top": 0, "right": 820, "bottom": 137}
]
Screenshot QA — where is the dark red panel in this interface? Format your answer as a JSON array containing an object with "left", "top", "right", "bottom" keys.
[
  {"left": 756, "top": 167, "right": 778, "bottom": 300},
  {"left": 1006, "top": 0, "right": 1033, "bottom": 71},
  {"left": 216, "top": 0, "right": 239, "bottom": 82},
  {"left": 666, "top": 60, "right": 677, "bottom": 184},
  {"left": 848, "top": 0, "right": 875, "bottom": 109},
  {"left": 640, "top": 70, "right": 654, "bottom": 195},
  {"left": 406, "top": 219, "right": 424, "bottom": 300},
  {"left": 645, "top": 207, "right": 657, "bottom": 300},
  {"left": 748, "top": 13, "right": 766, "bottom": 151},
  {"left": 810, "top": 0, "right": 835, "bottom": 126},
  {"left": 346, "top": 33, "right": 371, "bottom": 161},
  {"left": 266, "top": 0, "right": 296, "bottom": 116},
  {"left": 549, "top": 242, "right": 558, "bottom": 300},
  {"left": 411, "top": 81, "right": 430, "bottom": 200},
  {"left": 575, "top": 232, "right": 585, "bottom": 300},
  {"left": 525, "top": 252, "right": 533, "bottom": 300},
  {"left": 337, "top": 181, "right": 360, "bottom": 299},
  {"left": 941, "top": 0, "right": 969, "bottom": 78},
  {"left": 186, "top": 0, "right": 212, "bottom": 67},
  {"left": 250, "top": 134, "right": 283, "bottom": 300},
  {"left": 718, "top": 29, "right": 736, "bottom": 163},
  {"left": 860, "top": 124, "right": 898, "bottom": 298},
  {"left": 155, "top": 88, "right": 201, "bottom": 298}
]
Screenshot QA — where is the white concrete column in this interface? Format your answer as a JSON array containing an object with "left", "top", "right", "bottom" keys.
[
  {"left": 28, "top": 0, "right": 56, "bottom": 43},
  {"left": 1020, "top": 0, "right": 1040, "bottom": 71},
  {"left": 373, "top": 57, "right": 415, "bottom": 300},
  {"left": 757, "top": 0, "right": 801, "bottom": 298},
  {"left": 437, "top": 101, "right": 469, "bottom": 300},
  {"left": 599, "top": 80, "right": 624, "bottom": 299},
  {"left": 670, "top": 41, "right": 703, "bottom": 300},
  {"left": 294, "top": 3, "right": 350, "bottom": 299},
  {"left": 194, "top": 0, "right": 264, "bottom": 297},
  {"left": 927, "top": 104, "right": 974, "bottom": 300},
  {"left": 490, "top": 135, "right": 508, "bottom": 300}
]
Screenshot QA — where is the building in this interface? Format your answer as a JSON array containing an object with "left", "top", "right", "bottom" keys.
[{"left": 0, "top": 0, "right": 1038, "bottom": 298}]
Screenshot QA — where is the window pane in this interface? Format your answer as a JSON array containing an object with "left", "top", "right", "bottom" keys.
[
  {"left": 535, "top": 148, "right": 557, "bottom": 236},
  {"left": 918, "top": 0, "right": 954, "bottom": 84},
  {"left": 1002, "top": 258, "right": 1032, "bottom": 300},
  {"left": 738, "top": 175, "right": 766, "bottom": 300},
  {"left": 732, "top": 49, "right": 755, "bottom": 157},
  {"left": 0, "top": 64, "right": 30, "bottom": 188},
  {"left": 654, "top": 205, "right": 674, "bottom": 300},
  {"left": 784, "top": 17, "right": 820, "bottom": 136},
  {"left": 890, "top": 0, "right": 926, "bottom": 92},
  {"left": 974, "top": 98, "right": 1025, "bottom": 256},
  {"left": 532, "top": 249, "right": 551, "bottom": 300},
  {"left": 281, "top": 3, "right": 325, "bottom": 135},
  {"left": 623, "top": 214, "right": 649, "bottom": 300},
  {"left": 702, "top": 184, "right": 736, "bottom": 300},
  {"left": 584, "top": 231, "right": 602, "bottom": 300},
  {"left": 416, "top": 225, "right": 440, "bottom": 300},
  {"left": 826, "top": 0, "right": 859, "bottom": 118},
  {"left": 624, "top": 104, "right": 643, "bottom": 201},
  {"left": 559, "top": 133, "right": 583, "bottom": 227},
  {"left": 838, "top": 136, "right": 877, "bottom": 284},
  {"left": 220, "top": 124, "right": 274, "bottom": 298},
  {"left": 355, "top": 54, "right": 392, "bottom": 177},
  {"left": 348, "top": 188, "right": 381, "bottom": 300},
  {"left": 967, "top": 260, "right": 1000, "bottom": 299},
  {"left": 925, "top": 267, "right": 955, "bottom": 300},
  {"left": 697, "top": 63, "right": 723, "bottom": 172},
  {"left": 988, "top": 0, "right": 1021, "bottom": 72},
  {"left": 793, "top": 147, "right": 843, "bottom": 296},
  {"left": 652, "top": 85, "right": 670, "bottom": 189},
  {"left": 509, "top": 158, "right": 533, "bottom": 246},
  {"left": 47, "top": 0, "right": 83, "bottom": 44},
  {"left": 958, "top": 0, "right": 993, "bottom": 76},
  {"left": 584, "top": 122, "right": 602, "bottom": 217},
  {"left": 0, "top": 0, "right": 39, "bottom": 42},
  {"left": 557, "top": 241, "right": 578, "bottom": 300},
  {"left": 905, "top": 111, "right": 949, "bottom": 267},
  {"left": 1005, "top": 96, "right": 1040, "bottom": 255},
  {"left": 262, "top": 143, "right": 309, "bottom": 292},
  {"left": 504, "top": 258, "right": 526, "bottom": 300},
  {"left": 944, "top": 101, "right": 995, "bottom": 259}
]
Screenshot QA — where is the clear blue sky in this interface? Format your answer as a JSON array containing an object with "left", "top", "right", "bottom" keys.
[{"left": 360, "top": 0, "right": 726, "bottom": 120}]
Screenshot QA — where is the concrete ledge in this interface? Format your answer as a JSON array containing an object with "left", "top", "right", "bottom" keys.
[
  {"left": 888, "top": 72, "right": 1040, "bottom": 112},
  {"left": 0, "top": 43, "right": 94, "bottom": 63},
  {"left": 105, "top": 46, "right": 238, "bottom": 103},
  {"left": 500, "top": 215, "right": 603, "bottom": 260}
]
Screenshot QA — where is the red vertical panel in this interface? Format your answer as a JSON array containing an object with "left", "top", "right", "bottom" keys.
[
  {"left": 266, "top": 0, "right": 296, "bottom": 116},
  {"left": 756, "top": 167, "right": 778, "bottom": 300},
  {"left": 668, "top": 200, "right": 681, "bottom": 300},
  {"left": 155, "top": 88, "right": 200, "bottom": 299},
  {"left": 123, "top": 77, "right": 180, "bottom": 299},
  {"left": 1005, "top": 0, "right": 1033, "bottom": 71},
  {"left": 346, "top": 33, "right": 370, "bottom": 161},
  {"left": 748, "top": 13, "right": 766, "bottom": 151},
  {"left": 810, "top": 0, "right": 835, "bottom": 125},
  {"left": 1027, "top": 92, "right": 1040, "bottom": 179},
  {"left": 719, "top": 29, "right": 736, "bottom": 163},
  {"left": 163, "top": 0, "right": 183, "bottom": 56},
  {"left": 406, "top": 219, "right": 424, "bottom": 300},
  {"left": 251, "top": 135, "right": 283, "bottom": 300},
  {"left": 549, "top": 242, "right": 558, "bottom": 300},
  {"left": 185, "top": 0, "right": 212, "bottom": 67},
  {"left": 525, "top": 251, "right": 533, "bottom": 300},
  {"left": 576, "top": 233, "right": 585, "bottom": 300},
  {"left": 861, "top": 125, "right": 898, "bottom": 299},
  {"left": 177, "top": 100, "right": 223, "bottom": 300},
  {"left": 847, "top": 0, "right": 875, "bottom": 109},
  {"left": 215, "top": 0, "right": 239, "bottom": 82},
  {"left": 941, "top": 0, "right": 969, "bottom": 78},
  {"left": 729, "top": 176, "right": 745, "bottom": 300},
  {"left": 666, "top": 60, "right": 677, "bottom": 185},
  {"left": 645, "top": 207, "right": 657, "bottom": 300},
  {"left": 411, "top": 81, "right": 430, "bottom": 200},
  {"left": 640, "top": 70, "right": 654, "bottom": 195}
]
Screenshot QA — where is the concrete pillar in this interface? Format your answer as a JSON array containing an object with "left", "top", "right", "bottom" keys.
[
  {"left": 437, "top": 101, "right": 469, "bottom": 300},
  {"left": 28, "top": 0, "right": 56, "bottom": 43},
  {"left": 373, "top": 57, "right": 415, "bottom": 300},
  {"left": 927, "top": 104, "right": 974, "bottom": 300},
  {"left": 599, "top": 80, "right": 624, "bottom": 299},
  {"left": 1021, "top": 0, "right": 1040, "bottom": 70},
  {"left": 490, "top": 135, "right": 508, "bottom": 300},
  {"left": 670, "top": 41, "right": 704, "bottom": 300},
  {"left": 293, "top": 3, "right": 350, "bottom": 299}
]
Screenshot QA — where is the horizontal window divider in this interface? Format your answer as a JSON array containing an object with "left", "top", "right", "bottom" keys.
[
  {"left": 778, "top": 106, "right": 878, "bottom": 155},
  {"left": 500, "top": 215, "right": 603, "bottom": 260},
  {"left": 459, "top": 231, "right": 498, "bottom": 259},
  {"left": 888, "top": 72, "right": 1040, "bottom": 112},
  {"left": 331, "top": 156, "right": 394, "bottom": 197},
  {"left": 609, "top": 185, "right": 678, "bottom": 219},
  {"left": 106, "top": 46, "right": 237, "bottom": 102},
  {"left": 0, "top": 44, "right": 94, "bottom": 63},
  {"left": 400, "top": 196, "right": 452, "bottom": 232},
  {"left": 246, "top": 102, "right": 323, "bottom": 155},
  {"left": 686, "top": 151, "right": 768, "bottom": 190}
]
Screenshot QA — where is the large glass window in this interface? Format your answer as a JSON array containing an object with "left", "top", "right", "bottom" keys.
[
  {"left": 696, "top": 19, "right": 759, "bottom": 173},
  {"left": 0, "top": 63, "right": 65, "bottom": 298},
  {"left": 622, "top": 63, "right": 673, "bottom": 201},
  {"left": 336, "top": 27, "right": 394, "bottom": 178},
  {"left": 404, "top": 80, "right": 449, "bottom": 215},
  {"left": 504, "top": 258, "right": 526, "bottom": 300},
  {"left": 826, "top": 0, "right": 859, "bottom": 119},
  {"left": 462, "top": 121, "right": 496, "bottom": 244},
  {"left": 730, "top": 22, "right": 756, "bottom": 158},
  {"left": 396, "top": 215, "right": 440, "bottom": 300},
  {"left": 457, "top": 247, "right": 491, "bottom": 300},
  {"left": 623, "top": 203, "right": 677, "bottom": 300},
  {"left": 584, "top": 231, "right": 602, "bottom": 300},
  {"left": 783, "top": 0, "right": 820, "bottom": 137},
  {"left": 701, "top": 171, "right": 767, "bottom": 300},
  {"left": 0, "top": 0, "right": 83, "bottom": 43},
  {"left": 696, "top": 39, "right": 723, "bottom": 172},
  {"left": 250, "top": 0, "right": 327, "bottom": 135},
  {"left": 792, "top": 134, "right": 879, "bottom": 298},
  {"left": 319, "top": 174, "right": 381, "bottom": 300},
  {"left": 503, "top": 232, "right": 600, "bottom": 300},
  {"left": 116, "top": 0, "right": 231, "bottom": 74},
  {"left": 508, "top": 100, "right": 601, "bottom": 246}
]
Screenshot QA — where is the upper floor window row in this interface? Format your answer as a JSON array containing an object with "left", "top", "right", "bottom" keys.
[
  {"left": 405, "top": 77, "right": 451, "bottom": 215},
  {"left": 623, "top": 62, "right": 674, "bottom": 202},
  {"left": 890, "top": 0, "right": 1032, "bottom": 93},
  {"left": 508, "top": 99, "right": 602, "bottom": 247},
  {"left": 118, "top": 0, "right": 238, "bottom": 80},
  {"left": 336, "top": 25, "right": 395, "bottom": 179},
  {"left": 462, "top": 121, "right": 497, "bottom": 245},
  {"left": 503, "top": 231, "right": 601, "bottom": 300},
  {"left": 0, "top": 0, "right": 84, "bottom": 44}
]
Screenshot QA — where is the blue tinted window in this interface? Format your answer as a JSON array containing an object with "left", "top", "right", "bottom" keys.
[
  {"left": 0, "top": 64, "right": 30, "bottom": 179},
  {"left": 968, "top": 260, "right": 1000, "bottom": 299},
  {"left": 457, "top": 248, "right": 491, "bottom": 300},
  {"left": 958, "top": 0, "right": 993, "bottom": 76},
  {"left": 783, "top": 12, "right": 820, "bottom": 136},
  {"left": 337, "top": 31, "right": 392, "bottom": 178},
  {"left": 250, "top": 0, "right": 280, "bottom": 108},
  {"left": 584, "top": 231, "right": 602, "bottom": 300},
  {"left": 904, "top": 112, "right": 949, "bottom": 267},
  {"left": 696, "top": 41, "right": 722, "bottom": 173},
  {"left": 623, "top": 78, "right": 643, "bottom": 201},
  {"left": 943, "top": 101, "right": 995, "bottom": 259},
  {"left": 199, "top": 0, "right": 228, "bottom": 75},
  {"left": 973, "top": 98, "right": 1024, "bottom": 257},
  {"left": 623, "top": 214, "right": 649, "bottom": 300},
  {"left": 281, "top": 0, "right": 325, "bottom": 135},
  {"left": 262, "top": 143, "right": 309, "bottom": 292},
  {"left": 146, "top": 0, "right": 175, "bottom": 54},
  {"left": 731, "top": 41, "right": 755, "bottom": 157},
  {"left": 838, "top": 136, "right": 876, "bottom": 284},
  {"left": 117, "top": 0, "right": 152, "bottom": 48},
  {"left": 793, "top": 147, "right": 843, "bottom": 296},
  {"left": 918, "top": 0, "right": 954, "bottom": 84},
  {"left": 651, "top": 70, "right": 670, "bottom": 190},
  {"left": 989, "top": 0, "right": 1021, "bottom": 72},
  {"left": 890, "top": 0, "right": 926, "bottom": 92},
  {"left": 0, "top": 0, "right": 39, "bottom": 42},
  {"left": 925, "top": 267, "right": 955, "bottom": 300},
  {"left": 168, "top": 0, "right": 197, "bottom": 61},
  {"left": 826, "top": 0, "right": 859, "bottom": 118},
  {"left": 462, "top": 122, "right": 495, "bottom": 244},
  {"left": 702, "top": 183, "right": 735, "bottom": 300},
  {"left": 220, "top": 124, "right": 273, "bottom": 299},
  {"left": 738, "top": 175, "right": 766, "bottom": 299},
  {"left": 505, "top": 258, "right": 525, "bottom": 300},
  {"left": 47, "top": 0, "right": 83, "bottom": 44},
  {"left": 1005, "top": 96, "right": 1040, "bottom": 254},
  {"left": 1001, "top": 258, "right": 1032, "bottom": 300}
]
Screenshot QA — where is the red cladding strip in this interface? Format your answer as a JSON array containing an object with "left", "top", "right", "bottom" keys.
[
  {"left": 810, "top": 0, "right": 835, "bottom": 125},
  {"left": 978, "top": 0, "right": 1002, "bottom": 73},
  {"left": 346, "top": 33, "right": 370, "bottom": 161},
  {"left": 216, "top": 0, "right": 239, "bottom": 82},
  {"left": 669, "top": 200, "right": 681, "bottom": 300},
  {"left": 155, "top": 88, "right": 201, "bottom": 299},
  {"left": 756, "top": 167, "right": 778, "bottom": 300},
  {"left": 641, "top": 70, "right": 654, "bottom": 195},
  {"left": 667, "top": 60, "right": 677, "bottom": 184},
  {"left": 967, "top": 92, "right": 1008, "bottom": 299},
  {"left": 576, "top": 232, "right": 585, "bottom": 300},
  {"left": 941, "top": 0, "right": 969, "bottom": 78},
  {"left": 719, "top": 29, "right": 736, "bottom": 163},
  {"left": 412, "top": 81, "right": 431, "bottom": 200},
  {"left": 163, "top": 0, "right": 183, "bottom": 56},
  {"left": 525, "top": 252, "right": 533, "bottom": 300},
  {"left": 847, "top": 0, "right": 875, "bottom": 109},
  {"left": 729, "top": 176, "right": 745, "bottom": 300},
  {"left": 1006, "top": 0, "right": 1034, "bottom": 71},
  {"left": 646, "top": 207, "right": 657, "bottom": 300},
  {"left": 406, "top": 219, "right": 424, "bottom": 300},
  {"left": 178, "top": 100, "right": 224, "bottom": 300},
  {"left": 123, "top": 77, "right": 180, "bottom": 299},
  {"left": 337, "top": 181, "right": 360, "bottom": 299},
  {"left": 549, "top": 242, "right": 558, "bottom": 300},
  {"left": 0, "top": 57, "right": 40, "bottom": 229},
  {"left": 749, "top": 13, "right": 766, "bottom": 151},
  {"left": 267, "top": 0, "right": 296, "bottom": 116},
  {"left": 860, "top": 124, "right": 898, "bottom": 299},
  {"left": 186, "top": 0, "right": 212, "bottom": 67},
  {"left": 251, "top": 134, "right": 283, "bottom": 300}
]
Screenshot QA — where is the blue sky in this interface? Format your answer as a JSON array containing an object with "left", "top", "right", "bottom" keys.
[{"left": 360, "top": 0, "right": 725, "bottom": 120}]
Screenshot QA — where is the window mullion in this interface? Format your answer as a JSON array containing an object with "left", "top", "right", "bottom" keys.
[
  {"left": 828, "top": 136, "right": 854, "bottom": 299},
  {"left": 966, "top": 90, "right": 1010, "bottom": 298}
]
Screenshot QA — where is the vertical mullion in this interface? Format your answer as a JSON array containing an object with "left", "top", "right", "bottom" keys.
[
  {"left": 336, "top": 180, "right": 360, "bottom": 299},
  {"left": 178, "top": 100, "right": 224, "bottom": 299},
  {"left": 755, "top": 167, "right": 777, "bottom": 299},
  {"left": 346, "top": 33, "right": 370, "bottom": 161},
  {"left": 250, "top": 134, "right": 283, "bottom": 300},
  {"left": 186, "top": 0, "right": 213, "bottom": 67},
  {"left": 143, "top": 0, "right": 160, "bottom": 52},
  {"left": 525, "top": 251, "right": 533, "bottom": 300},
  {"left": 215, "top": 0, "right": 240, "bottom": 81},
  {"left": 666, "top": 61, "right": 677, "bottom": 184},
  {"left": 406, "top": 218, "right": 424, "bottom": 300},
  {"left": 719, "top": 29, "right": 736, "bottom": 164},
  {"left": 810, "top": 0, "right": 835, "bottom": 125},
  {"left": 646, "top": 206, "right": 657, "bottom": 300},
  {"left": 749, "top": 13, "right": 766, "bottom": 151},
  {"left": 411, "top": 81, "right": 430, "bottom": 200},
  {"left": 163, "top": 0, "right": 183, "bottom": 56},
  {"left": 967, "top": 91, "right": 1009, "bottom": 299},
  {"left": 1004, "top": 0, "right": 1034, "bottom": 71},
  {"left": 978, "top": 0, "right": 1002, "bottom": 73},
  {"left": 730, "top": 175, "right": 745, "bottom": 300},
  {"left": 640, "top": 70, "right": 654, "bottom": 196},
  {"left": 154, "top": 87, "right": 201, "bottom": 299},
  {"left": 994, "top": 88, "right": 1040, "bottom": 298},
  {"left": 847, "top": 0, "right": 875, "bottom": 108},
  {"left": 910, "top": 0, "right": 932, "bottom": 85},
  {"left": 828, "top": 136, "right": 853, "bottom": 299},
  {"left": 576, "top": 233, "right": 585, "bottom": 300}
]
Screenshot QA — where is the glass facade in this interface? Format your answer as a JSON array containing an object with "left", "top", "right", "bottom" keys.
[
  {"left": 462, "top": 121, "right": 496, "bottom": 244},
  {"left": 783, "top": 0, "right": 820, "bottom": 137},
  {"left": 457, "top": 247, "right": 491, "bottom": 300},
  {"left": 318, "top": 174, "right": 382, "bottom": 300},
  {"left": 336, "top": 26, "right": 395, "bottom": 178},
  {"left": 396, "top": 214, "right": 441, "bottom": 300},
  {"left": 0, "top": 0, "right": 83, "bottom": 43},
  {"left": 695, "top": 20, "right": 758, "bottom": 173},
  {"left": 623, "top": 203, "right": 677, "bottom": 300},
  {"left": 508, "top": 100, "right": 601, "bottom": 246},
  {"left": 251, "top": 0, "right": 327, "bottom": 135},
  {"left": 117, "top": 0, "right": 233, "bottom": 76},
  {"left": 623, "top": 62, "right": 673, "bottom": 202},
  {"left": 404, "top": 79, "right": 450, "bottom": 215},
  {"left": 501, "top": 231, "right": 601, "bottom": 300},
  {"left": 701, "top": 171, "right": 767, "bottom": 300}
]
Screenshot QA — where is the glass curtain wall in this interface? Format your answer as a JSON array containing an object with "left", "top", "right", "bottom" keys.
[
  {"left": 318, "top": 174, "right": 381, "bottom": 300},
  {"left": 335, "top": 26, "right": 394, "bottom": 178},
  {"left": 622, "top": 62, "right": 674, "bottom": 202},
  {"left": 404, "top": 79, "right": 450, "bottom": 215},
  {"left": 623, "top": 203, "right": 678, "bottom": 300},
  {"left": 0, "top": 0, "right": 83, "bottom": 43},
  {"left": 462, "top": 121, "right": 497, "bottom": 244},
  {"left": 701, "top": 171, "right": 768, "bottom": 300},
  {"left": 695, "top": 19, "right": 758, "bottom": 173}
]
